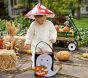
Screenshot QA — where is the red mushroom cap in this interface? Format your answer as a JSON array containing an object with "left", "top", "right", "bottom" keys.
[{"left": 25, "top": 3, "right": 55, "bottom": 19}]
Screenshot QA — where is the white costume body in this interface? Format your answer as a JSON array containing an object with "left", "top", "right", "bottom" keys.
[{"left": 25, "top": 20, "right": 57, "bottom": 68}]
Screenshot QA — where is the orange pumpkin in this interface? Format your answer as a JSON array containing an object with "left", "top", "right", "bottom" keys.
[
  {"left": 63, "top": 26, "right": 70, "bottom": 32},
  {"left": 0, "top": 39, "right": 3, "bottom": 49},
  {"left": 56, "top": 51, "right": 70, "bottom": 61},
  {"left": 34, "top": 66, "right": 48, "bottom": 76}
]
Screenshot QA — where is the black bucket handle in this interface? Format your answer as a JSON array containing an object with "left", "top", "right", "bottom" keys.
[{"left": 35, "top": 41, "right": 54, "bottom": 53}]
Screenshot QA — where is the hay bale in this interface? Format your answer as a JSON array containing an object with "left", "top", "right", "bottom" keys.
[{"left": 0, "top": 49, "right": 17, "bottom": 71}]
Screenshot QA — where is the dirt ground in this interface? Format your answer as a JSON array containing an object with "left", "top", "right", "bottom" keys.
[{"left": 0, "top": 47, "right": 88, "bottom": 78}]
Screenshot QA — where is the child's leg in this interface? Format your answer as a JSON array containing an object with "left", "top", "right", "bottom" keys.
[
  {"left": 31, "top": 47, "right": 42, "bottom": 69},
  {"left": 32, "top": 52, "right": 35, "bottom": 69},
  {"left": 31, "top": 44, "right": 48, "bottom": 69},
  {"left": 31, "top": 45, "right": 35, "bottom": 69}
]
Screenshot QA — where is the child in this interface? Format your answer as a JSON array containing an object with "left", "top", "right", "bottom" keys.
[{"left": 24, "top": 3, "right": 57, "bottom": 69}]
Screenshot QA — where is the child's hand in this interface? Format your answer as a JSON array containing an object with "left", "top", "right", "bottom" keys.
[
  {"left": 49, "top": 39, "right": 56, "bottom": 43},
  {"left": 23, "top": 44, "right": 31, "bottom": 50}
]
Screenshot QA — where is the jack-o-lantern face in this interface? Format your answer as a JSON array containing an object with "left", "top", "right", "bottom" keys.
[{"left": 34, "top": 66, "right": 48, "bottom": 76}]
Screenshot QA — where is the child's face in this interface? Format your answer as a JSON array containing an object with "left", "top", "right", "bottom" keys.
[{"left": 34, "top": 15, "right": 46, "bottom": 25}]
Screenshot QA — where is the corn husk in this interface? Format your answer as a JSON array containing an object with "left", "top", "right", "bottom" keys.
[{"left": 0, "top": 49, "right": 17, "bottom": 71}]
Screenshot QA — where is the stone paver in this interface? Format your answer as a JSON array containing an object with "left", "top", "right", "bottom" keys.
[
  {"left": 0, "top": 48, "right": 88, "bottom": 78},
  {"left": 60, "top": 65, "right": 88, "bottom": 78}
]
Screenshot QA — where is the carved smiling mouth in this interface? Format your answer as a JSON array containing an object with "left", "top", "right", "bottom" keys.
[{"left": 34, "top": 66, "right": 48, "bottom": 76}]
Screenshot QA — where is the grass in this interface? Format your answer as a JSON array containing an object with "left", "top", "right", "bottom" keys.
[
  {"left": 73, "top": 17, "right": 88, "bottom": 29},
  {"left": 73, "top": 17, "right": 88, "bottom": 47}
]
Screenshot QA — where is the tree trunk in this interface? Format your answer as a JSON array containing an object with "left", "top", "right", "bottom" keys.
[
  {"left": 76, "top": 0, "right": 81, "bottom": 19},
  {"left": 71, "top": 9, "right": 75, "bottom": 16},
  {"left": 76, "top": 6, "right": 80, "bottom": 19}
]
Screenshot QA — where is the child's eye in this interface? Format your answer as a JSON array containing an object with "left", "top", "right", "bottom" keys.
[{"left": 47, "top": 60, "right": 48, "bottom": 61}]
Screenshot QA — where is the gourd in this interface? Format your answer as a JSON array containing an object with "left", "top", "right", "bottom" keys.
[
  {"left": 56, "top": 51, "right": 70, "bottom": 61},
  {"left": 82, "top": 53, "right": 88, "bottom": 58},
  {"left": 23, "top": 50, "right": 32, "bottom": 54}
]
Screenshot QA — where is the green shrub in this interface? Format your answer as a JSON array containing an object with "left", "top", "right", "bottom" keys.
[
  {"left": 0, "top": 19, "right": 7, "bottom": 36},
  {"left": 78, "top": 28, "right": 88, "bottom": 47},
  {"left": 0, "top": 16, "right": 31, "bottom": 37},
  {"left": 13, "top": 16, "right": 31, "bottom": 35}
]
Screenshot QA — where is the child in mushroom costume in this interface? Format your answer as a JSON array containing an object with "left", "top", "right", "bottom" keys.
[{"left": 24, "top": 3, "right": 57, "bottom": 69}]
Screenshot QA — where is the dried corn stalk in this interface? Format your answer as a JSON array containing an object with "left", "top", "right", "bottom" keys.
[
  {"left": 4, "top": 21, "right": 18, "bottom": 50},
  {"left": 4, "top": 21, "right": 25, "bottom": 52},
  {"left": 0, "top": 49, "right": 17, "bottom": 71},
  {"left": 5, "top": 21, "right": 18, "bottom": 36}
]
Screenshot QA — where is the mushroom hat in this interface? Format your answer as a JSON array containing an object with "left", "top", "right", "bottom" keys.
[{"left": 25, "top": 3, "right": 55, "bottom": 19}]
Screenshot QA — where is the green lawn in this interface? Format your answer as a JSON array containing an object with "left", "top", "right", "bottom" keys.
[
  {"left": 73, "top": 17, "right": 88, "bottom": 47},
  {"left": 73, "top": 17, "right": 88, "bottom": 29}
]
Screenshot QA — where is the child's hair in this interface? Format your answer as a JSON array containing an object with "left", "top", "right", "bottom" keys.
[{"left": 34, "top": 15, "right": 46, "bottom": 18}]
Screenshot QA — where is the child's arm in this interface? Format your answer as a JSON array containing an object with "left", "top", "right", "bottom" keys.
[
  {"left": 24, "top": 22, "right": 35, "bottom": 49},
  {"left": 49, "top": 39, "right": 56, "bottom": 43},
  {"left": 23, "top": 44, "right": 31, "bottom": 50},
  {"left": 49, "top": 22, "right": 57, "bottom": 43}
]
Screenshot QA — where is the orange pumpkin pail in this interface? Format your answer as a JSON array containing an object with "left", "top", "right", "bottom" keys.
[{"left": 34, "top": 41, "right": 59, "bottom": 77}]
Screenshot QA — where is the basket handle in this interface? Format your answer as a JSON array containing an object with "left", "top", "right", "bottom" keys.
[{"left": 35, "top": 41, "right": 54, "bottom": 53}]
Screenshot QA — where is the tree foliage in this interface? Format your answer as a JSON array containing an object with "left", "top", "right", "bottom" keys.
[{"left": 42, "top": 0, "right": 82, "bottom": 16}]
